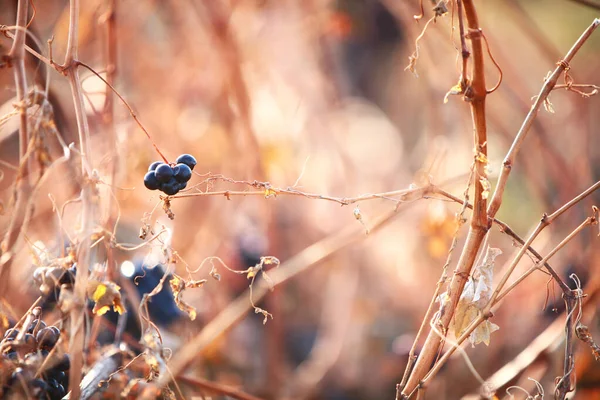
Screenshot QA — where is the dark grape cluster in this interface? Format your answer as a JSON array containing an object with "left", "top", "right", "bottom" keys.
[
  {"left": 143, "top": 154, "right": 196, "bottom": 196},
  {"left": 1, "top": 317, "right": 70, "bottom": 399}
]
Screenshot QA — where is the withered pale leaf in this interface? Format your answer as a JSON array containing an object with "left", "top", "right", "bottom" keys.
[
  {"left": 480, "top": 178, "right": 491, "bottom": 200},
  {"left": 452, "top": 247, "right": 502, "bottom": 346},
  {"left": 444, "top": 80, "right": 466, "bottom": 104}
]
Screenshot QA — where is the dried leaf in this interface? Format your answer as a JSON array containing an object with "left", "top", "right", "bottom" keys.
[
  {"left": 451, "top": 247, "right": 502, "bottom": 346},
  {"left": 480, "top": 177, "right": 491, "bottom": 200},
  {"left": 246, "top": 266, "right": 258, "bottom": 279},
  {"left": 87, "top": 280, "right": 125, "bottom": 316},
  {"left": 353, "top": 206, "right": 369, "bottom": 234},
  {"left": 444, "top": 79, "right": 466, "bottom": 103},
  {"left": 169, "top": 274, "right": 206, "bottom": 321},
  {"left": 264, "top": 188, "right": 277, "bottom": 198},
  {"left": 262, "top": 256, "right": 279, "bottom": 265}
]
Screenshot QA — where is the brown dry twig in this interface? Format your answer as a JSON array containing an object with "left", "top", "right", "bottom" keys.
[
  {"left": 431, "top": 187, "right": 570, "bottom": 294},
  {"left": 553, "top": 83, "right": 599, "bottom": 97},
  {"left": 0, "top": 0, "right": 32, "bottom": 301},
  {"left": 400, "top": 1, "right": 490, "bottom": 396},
  {"left": 174, "top": 174, "right": 435, "bottom": 207},
  {"left": 405, "top": 16, "right": 437, "bottom": 76},
  {"left": 487, "top": 18, "right": 600, "bottom": 219},
  {"left": 397, "top": 168, "right": 475, "bottom": 394},
  {"left": 409, "top": 201, "right": 599, "bottom": 397},
  {"left": 472, "top": 282, "right": 599, "bottom": 396}
]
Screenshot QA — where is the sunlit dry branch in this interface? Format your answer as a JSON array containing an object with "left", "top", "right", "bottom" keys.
[{"left": 408, "top": 203, "right": 599, "bottom": 397}]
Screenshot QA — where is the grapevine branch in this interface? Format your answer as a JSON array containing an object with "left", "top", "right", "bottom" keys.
[
  {"left": 55, "top": 1, "right": 95, "bottom": 398},
  {"left": 400, "top": 0, "right": 489, "bottom": 395},
  {"left": 432, "top": 187, "right": 570, "bottom": 294},
  {"left": 397, "top": 168, "right": 475, "bottom": 394},
  {"left": 0, "top": 0, "right": 31, "bottom": 300},
  {"left": 487, "top": 18, "right": 600, "bottom": 219},
  {"left": 409, "top": 202, "right": 598, "bottom": 396},
  {"left": 1, "top": 25, "right": 170, "bottom": 164},
  {"left": 473, "top": 282, "right": 599, "bottom": 396}
]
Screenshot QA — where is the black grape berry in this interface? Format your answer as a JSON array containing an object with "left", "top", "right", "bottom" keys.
[
  {"left": 36, "top": 326, "right": 60, "bottom": 350},
  {"left": 27, "top": 320, "right": 46, "bottom": 334},
  {"left": 4, "top": 328, "right": 19, "bottom": 340},
  {"left": 148, "top": 161, "right": 162, "bottom": 171},
  {"left": 174, "top": 163, "right": 192, "bottom": 182},
  {"left": 53, "top": 354, "right": 70, "bottom": 371},
  {"left": 154, "top": 164, "right": 174, "bottom": 183},
  {"left": 143, "top": 172, "right": 160, "bottom": 191},
  {"left": 161, "top": 178, "right": 179, "bottom": 196},
  {"left": 47, "top": 378, "right": 65, "bottom": 399},
  {"left": 176, "top": 154, "right": 197, "bottom": 170},
  {"left": 30, "top": 379, "right": 49, "bottom": 397}
]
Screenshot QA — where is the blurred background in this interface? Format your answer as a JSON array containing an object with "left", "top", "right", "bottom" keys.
[{"left": 1, "top": 0, "right": 600, "bottom": 399}]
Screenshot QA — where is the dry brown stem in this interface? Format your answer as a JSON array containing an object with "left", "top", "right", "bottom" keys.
[
  {"left": 175, "top": 178, "right": 436, "bottom": 206},
  {"left": 101, "top": 0, "right": 119, "bottom": 280},
  {"left": 432, "top": 187, "right": 570, "bottom": 293},
  {"left": 412, "top": 203, "right": 599, "bottom": 394},
  {"left": 489, "top": 180, "right": 599, "bottom": 306},
  {"left": 400, "top": 0, "right": 489, "bottom": 396},
  {"left": 495, "top": 205, "right": 598, "bottom": 304},
  {"left": 397, "top": 170, "right": 475, "bottom": 394},
  {"left": 487, "top": 19, "right": 600, "bottom": 219},
  {"left": 470, "top": 282, "right": 599, "bottom": 396},
  {"left": 55, "top": 1, "right": 96, "bottom": 398},
  {"left": 0, "top": 0, "right": 31, "bottom": 299}
]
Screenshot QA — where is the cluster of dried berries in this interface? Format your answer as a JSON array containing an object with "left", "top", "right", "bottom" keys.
[{"left": 1, "top": 314, "right": 70, "bottom": 399}]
